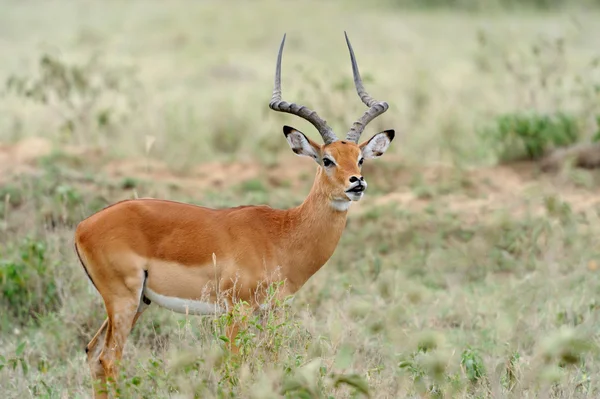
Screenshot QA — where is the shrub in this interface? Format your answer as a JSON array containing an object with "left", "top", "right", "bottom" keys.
[
  {"left": 0, "top": 236, "right": 59, "bottom": 325},
  {"left": 480, "top": 112, "right": 580, "bottom": 162}
]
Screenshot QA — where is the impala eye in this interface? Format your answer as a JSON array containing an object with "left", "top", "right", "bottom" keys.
[
  {"left": 358, "top": 158, "right": 364, "bottom": 166},
  {"left": 322, "top": 158, "right": 333, "bottom": 167}
]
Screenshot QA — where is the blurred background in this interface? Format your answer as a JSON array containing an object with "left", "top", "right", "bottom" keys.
[{"left": 1, "top": 0, "right": 600, "bottom": 397}]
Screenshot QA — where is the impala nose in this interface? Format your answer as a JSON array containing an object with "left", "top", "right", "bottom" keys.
[{"left": 347, "top": 176, "right": 367, "bottom": 193}]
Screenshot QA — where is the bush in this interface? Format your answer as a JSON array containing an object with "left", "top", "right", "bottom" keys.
[
  {"left": 0, "top": 237, "right": 59, "bottom": 326},
  {"left": 480, "top": 112, "right": 580, "bottom": 162}
]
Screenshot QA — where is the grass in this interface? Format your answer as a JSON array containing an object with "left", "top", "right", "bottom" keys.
[{"left": 1, "top": 0, "right": 600, "bottom": 398}]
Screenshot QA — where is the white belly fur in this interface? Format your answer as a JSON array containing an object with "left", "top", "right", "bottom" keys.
[{"left": 144, "top": 287, "right": 225, "bottom": 315}]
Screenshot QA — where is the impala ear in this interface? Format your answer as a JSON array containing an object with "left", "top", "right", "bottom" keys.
[
  {"left": 359, "top": 130, "right": 395, "bottom": 159},
  {"left": 283, "top": 125, "right": 321, "bottom": 163}
]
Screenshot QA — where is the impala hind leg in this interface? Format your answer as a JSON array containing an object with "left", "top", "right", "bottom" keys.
[
  {"left": 89, "top": 272, "right": 148, "bottom": 398},
  {"left": 95, "top": 297, "right": 143, "bottom": 397},
  {"left": 88, "top": 307, "right": 150, "bottom": 397}
]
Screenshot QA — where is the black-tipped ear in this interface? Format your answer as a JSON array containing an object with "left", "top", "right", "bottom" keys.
[
  {"left": 283, "top": 125, "right": 296, "bottom": 137},
  {"left": 359, "top": 129, "right": 395, "bottom": 159},
  {"left": 383, "top": 129, "right": 395, "bottom": 142},
  {"left": 283, "top": 126, "right": 321, "bottom": 162}
]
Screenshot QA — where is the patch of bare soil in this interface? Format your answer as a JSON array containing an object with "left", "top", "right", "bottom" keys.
[
  {"left": 103, "top": 155, "right": 315, "bottom": 194},
  {"left": 354, "top": 162, "right": 600, "bottom": 223},
  {"left": 0, "top": 138, "right": 105, "bottom": 184},
  {"left": 2, "top": 137, "right": 599, "bottom": 222},
  {"left": 0, "top": 137, "right": 53, "bottom": 182}
]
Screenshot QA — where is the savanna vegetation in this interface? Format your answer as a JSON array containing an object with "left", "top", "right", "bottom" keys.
[{"left": 1, "top": 0, "right": 600, "bottom": 397}]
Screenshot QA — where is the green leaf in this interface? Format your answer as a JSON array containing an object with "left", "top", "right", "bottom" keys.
[
  {"left": 20, "top": 359, "right": 28, "bottom": 375},
  {"left": 332, "top": 373, "right": 371, "bottom": 397},
  {"left": 16, "top": 341, "right": 26, "bottom": 357},
  {"left": 398, "top": 360, "right": 413, "bottom": 369},
  {"left": 218, "top": 335, "right": 230, "bottom": 343}
]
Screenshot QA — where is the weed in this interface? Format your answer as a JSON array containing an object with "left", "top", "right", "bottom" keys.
[
  {"left": 481, "top": 112, "right": 580, "bottom": 162},
  {"left": 0, "top": 342, "right": 28, "bottom": 374},
  {"left": 461, "top": 347, "right": 486, "bottom": 384},
  {"left": 0, "top": 237, "right": 58, "bottom": 325}
]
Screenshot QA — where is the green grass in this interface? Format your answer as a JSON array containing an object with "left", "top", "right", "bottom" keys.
[{"left": 2, "top": 1, "right": 600, "bottom": 398}]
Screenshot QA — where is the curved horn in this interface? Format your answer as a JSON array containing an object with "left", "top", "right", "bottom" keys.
[
  {"left": 344, "top": 31, "right": 389, "bottom": 143},
  {"left": 269, "top": 34, "right": 338, "bottom": 145}
]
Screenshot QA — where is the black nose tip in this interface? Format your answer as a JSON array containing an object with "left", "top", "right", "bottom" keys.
[{"left": 349, "top": 176, "right": 360, "bottom": 183}]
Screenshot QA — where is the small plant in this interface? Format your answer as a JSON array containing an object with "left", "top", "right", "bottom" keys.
[
  {"left": 0, "top": 342, "right": 28, "bottom": 376},
  {"left": 501, "top": 350, "right": 521, "bottom": 392},
  {"left": 0, "top": 237, "right": 59, "bottom": 324},
  {"left": 481, "top": 111, "right": 579, "bottom": 162},
  {"left": 460, "top": 347, "right": 486, "bottom": 385},
  {"left": 398, "top": 333, "right": 453, "bottom": 396}
]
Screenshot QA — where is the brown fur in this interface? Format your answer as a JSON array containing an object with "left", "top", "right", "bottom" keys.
[{"left": 75, "top": 139, "right": 377, "bottom": 398}]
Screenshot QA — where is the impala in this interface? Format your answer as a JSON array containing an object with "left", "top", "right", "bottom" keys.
[{"left": 75, "top": 32, "right": 394, "bottom": 398}]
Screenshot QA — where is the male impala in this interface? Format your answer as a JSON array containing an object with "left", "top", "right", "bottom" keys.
[{"left": 75, "top": 32, "right": 394, "bottom": 397}]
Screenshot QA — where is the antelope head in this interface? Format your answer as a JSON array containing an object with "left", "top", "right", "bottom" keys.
[{"left": 269, "top": 32, "right": 395, "bottom": 210}]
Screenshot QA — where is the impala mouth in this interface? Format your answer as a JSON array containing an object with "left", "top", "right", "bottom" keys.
[
  {"left": 346, "top": 185, "right": 365, "bottom": 194},
  {"left": 345, "top": 182, "right": 367, "bottom": 201}
]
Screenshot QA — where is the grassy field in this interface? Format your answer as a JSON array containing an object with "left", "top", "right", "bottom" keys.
[{"left": 1, "top": 1, "right": 600, "bottom": 398}]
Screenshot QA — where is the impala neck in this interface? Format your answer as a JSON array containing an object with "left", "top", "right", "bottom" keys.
[{"left": 282, "top": 167, "right": 350, "bottom": 291}]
